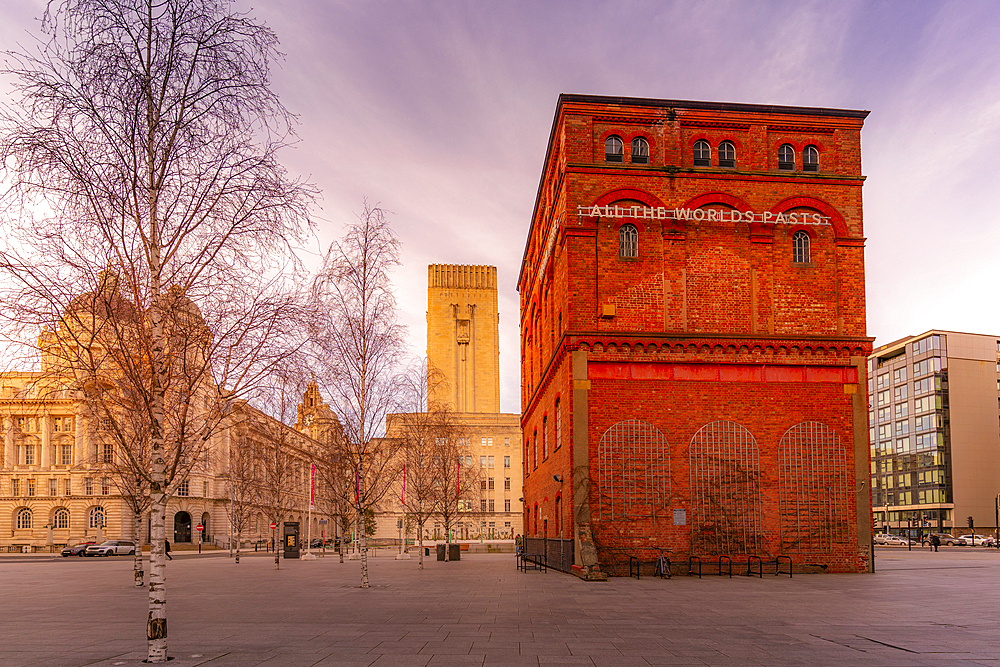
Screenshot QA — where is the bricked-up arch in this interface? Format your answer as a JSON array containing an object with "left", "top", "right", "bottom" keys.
[
  {"left": 689, "top": 421, "right": 763, "bottom": 554},
  {"left": 598, "top": 419, "right": 670, "bottom": 520},
  {"left": 779, "top": 422, "right": 849, "bottom": 553}
]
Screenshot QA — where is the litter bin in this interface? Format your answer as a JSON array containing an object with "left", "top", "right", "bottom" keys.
[
  {"left": 449, "top": 543, "right": 460, "bottom": 561},
  {"left": 436, "top": 543, "right": 446, "bottom": 561},
  {"left": 424, "top": 547, "right": 430, "bottom": 557}
]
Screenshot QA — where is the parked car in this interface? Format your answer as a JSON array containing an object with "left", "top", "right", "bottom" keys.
[
  {"left": 873, "top": 533, "right": 892, "bottom": 545},
  {"left": 921, "top": 532, "right": 960, "bottom": 546},
  {"left": 84, "top": 540, "right": 136, "bottom": 557},
  {"left": 957, "top": 534, "right": 995, "bottom": 547},
  {"left": 61, "top": 541, "right": 96, "bottom": 557},
  {"left": 879, "top": 535, "right": 912, "bottom": 546}
]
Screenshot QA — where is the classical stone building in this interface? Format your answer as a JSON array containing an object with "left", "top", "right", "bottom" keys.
[
  {"left": 518, "top": 94, "right": 873, "bottom": 574},
  {"left": 0, "top": 279, "right": 338, "bottom": 551}
]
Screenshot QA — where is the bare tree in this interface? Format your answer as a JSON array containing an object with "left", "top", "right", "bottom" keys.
[
  {"left": 224, "top": 421, "right": 259, "bottom": 564},
  {"left": 0, "top": 0, "right": 314, "bottom": 660},
  {"left": 433, "top": 433, "right": 481, "bottom": 560},
  {"left": 389, "top": 359, "right": 454, "bottom": 569},
  {"left": 312, "top": 203, "right": 405, "bottom": 588}
]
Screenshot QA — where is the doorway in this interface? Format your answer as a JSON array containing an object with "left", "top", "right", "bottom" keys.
[{"left": 174, "top": 511, "right": 191, "bottom": 543}]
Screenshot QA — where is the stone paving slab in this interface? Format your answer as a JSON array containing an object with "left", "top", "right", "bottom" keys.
[{"left": 2, "top": 548, "right": 1000, "bottom": 666}]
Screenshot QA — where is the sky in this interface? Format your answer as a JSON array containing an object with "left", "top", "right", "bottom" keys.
[{"left": 2, "top": 0, "right": 999, "bottom": 414}]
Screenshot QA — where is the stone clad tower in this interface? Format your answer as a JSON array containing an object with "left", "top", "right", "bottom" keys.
[{"left": 427, "top": 264, "right": 500, "bottom": 413}]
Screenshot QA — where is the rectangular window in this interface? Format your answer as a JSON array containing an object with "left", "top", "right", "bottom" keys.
[
  {"left": 487, "top": 437, "right": 493, "bottom": 447},
  {"left": 481, "top": 437, "right": 487, "bottom": 447},
  {"left": 488, "top": 456, "right": 495, "bottom": 468},
  {"left": 504, "top": 437, "right": 510, "bottom": 447},
  {"left": 84, "top": 478, "right": 93, "bottom": 495},
  {"left": 504, "top": 455, "right": 510, "bottom": 468},
  {"left": 877, "top": 374, "right": 889, "bottom": 389},
  {"left": 48, "top": 478, "right": 56, "bottom": 496},
  {"left": 11, "top": 478, "right": 20, "bottom": 495},
  {"left": 177, "top": 480, "right": 189, "bottom": 497},
  {"left": 504, "top": 499, "right": 511, "bottom": 512},
  {"left": 878, "top": 407, "right": 891, "bottom": 423},
  {"left": 64, "top": 417, "right": 73, "bottom": 432},
  {"left": 480, "top": 456, "right": 487, "bottom": 468},
  {"left": 895, "top": 421, "right": 909, "bottom": 435},
  {"left": 465, "top": 455, "right": 472, "bottom": 467},
  {"left": 203, "top": 481, "right": 209, "bottom": 497},
  {"left": 488, "top": 477, "right": 494, "bottom": 490},
  {"left": 488, "top": 499, "right": 495, "bottom": 512},
  {"left": 893, "top": 367, "right": 907, "bottom": 384},
  {"left": 64, "top": 479, "right": 71, "bottom": 496},
  {"left": 896, "top": 437, "right": 911, "bottom": 453},
  {"left": 877, "top": 390, "right": 890, "bottom": 405},
  {"left": 555, "top": 398, "right": 562, "bottom": 450},
  {"left": 53, "top": 417, "right": 62, "bottom": 432},
  {"left": 60, "top": 444, "right": 72, "bottom": 465},
  {"left": 480, "top": 499, "right": 487, "bottom": 512},
  {"left": 894, "top": 386, "right": 908, "bottom": 401},
  {"left": 101, "top": 478, "right": 110, "bottom": 495},
  {"left": 27, "top": 479, "right": 36, "bottom": 496},
  {"left": 504, "top": 477, "right": 510, "bottom": 490},
  {"left": 894, "top": 403, "right": 908, "bottom": 418},
  {"left": 24, "top": 444, "right": 35, "bottom": 465},
  {"left": 878, "top": 424, "right": 891, "bottom": 440},
  {"left": 480, "top": 479, "right": 487, "bottom": 490},
  {"left": 101, "top": 443, "right": 114, "bottom": 464}
]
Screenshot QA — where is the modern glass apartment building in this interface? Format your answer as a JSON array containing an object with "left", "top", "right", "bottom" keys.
[{"left": 868, "top": 331, "right": 1000, "bottom": 534}]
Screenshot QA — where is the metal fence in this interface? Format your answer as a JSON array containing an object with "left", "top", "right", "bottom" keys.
[{"left": 523, "top": 537, "right": 574, "bottom": 573}]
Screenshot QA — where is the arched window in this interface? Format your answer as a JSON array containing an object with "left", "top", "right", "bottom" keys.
[
  {"left": 718, "top": 140, "right": 736, "bottom": 168},
  {"left": 542, "top": 416, "right": 548, "bottom": 460},
  {"left": 89, "top": 506, "right": 106, "bottom": 529},
  {"left": 792, "top": 230, "right": 811, "bottom": 263},
  {"left": 778, "top": 143, "right": 795, "bottom": 170},
  {"left": 604, "top": 135, "right": 623, "bottom": 162},
  {"left": 803, "top": 145, "right": 819, "bottom": 172},
  {"left": 16, "top": 507, "right": 32, "bottom": 530},
  {"left": 630, "top": 137, "right": 649, "bottom": 164},
  {"left": 693, "top": 140, "right": 711, "bottom": 166},
  {"left": 618, "top": 223, "right": 638, "bottom": 258},
  {"left": 554, "top": 398, "right": 562, "bottom": 450},
  {"left": 53, "top": 507, "right": 69, "bottom": 529},
  {"left": 598, "top": 419, "right": 671, "bottom": 520}
]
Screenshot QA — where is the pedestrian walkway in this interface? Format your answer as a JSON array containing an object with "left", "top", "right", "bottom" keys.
[{"left": 1, "top": 548, "right": 999, "bottom": 666}]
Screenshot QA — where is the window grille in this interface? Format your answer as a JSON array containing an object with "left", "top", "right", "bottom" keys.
[
  {"left": 597, "top": 419, "right": 670, "bottom": 520},
  {"left": 89, "top": 506, "right": 105, "bottom": 529},
  {"left": 11, "top": 478, "right": 20, "bottom": 495},
  {"left": 718, "top": 140, "right": 736, "bottom": 168},
  {"left": 792, "top": 230, "right": 811, "bottom": 263},
  {"left": 61, "top": 444, "right": 73, "bottom": 465},
  {"left": 24, "top": 444, "right": 35, "bottom": 465},
  {"left": 53, "top": 507, "right": 69, "bottom": 529},
  {"left": 177, "top": 479, "right": 189, "bottom": 496},
  {"left": 778, "top": 143, "right": 795, "bottom": 170},
  {"left": 619, "top": 223, "right": 638, "bottom": 258},
  {"left": 16, "top": 507, "right": 32, "bottom": 529},
  {"left": 689, "top": 421, "right": 762, "bottom": 554},
  {"left": 779, "top": 422, "right": 848, "bottom": 552},
  {"left": 693, "top": 140, "right": 711, "bottom": 166},
  {"left": 630, "top": 137, "right": 649, "bottom": 164},
  {"left": 604, "top": 135, "right": 624, "bottom": 162}
]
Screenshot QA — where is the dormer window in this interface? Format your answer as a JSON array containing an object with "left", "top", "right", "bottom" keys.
[
  {"left": 778, "top": 144, "right": 795, "bottom": 170},
  {"left": 718, "top": 141, "right": 736, "bottom": 168},
  {"left": 693, "top": 140, "right": 710, "bottom": 166},
  {"left": 630, "top": 137, "right": 649, "bottom": 164},
  {"left": 803, "top": 145, "right": 819, "bottom": 172},
  {"left": 605, "top": 136, "right": 623, "bottom": 162}
]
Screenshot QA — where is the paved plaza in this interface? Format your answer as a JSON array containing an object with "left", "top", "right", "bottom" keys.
[{"left": 2, "top": 547, "right": 1000, "bottom": 667}]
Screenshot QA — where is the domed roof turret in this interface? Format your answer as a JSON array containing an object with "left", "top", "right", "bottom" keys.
[{"left": 64, "top": 269, "right": 139, "bottom": 323}]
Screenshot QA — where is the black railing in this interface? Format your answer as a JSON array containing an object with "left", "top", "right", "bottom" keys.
[
  {"left": 522, "top": 537, "right": 574, "bottom": 574},
  {"left": 688, "top": 555, "right": 702, "bottom": 578},
  {"left": 718, "top": 555, "right": 732, "bottom": 578}
]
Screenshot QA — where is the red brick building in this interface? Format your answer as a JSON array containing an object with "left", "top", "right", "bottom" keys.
[{"left": 517, "top": 95, "right": 873, "bottom": 575}]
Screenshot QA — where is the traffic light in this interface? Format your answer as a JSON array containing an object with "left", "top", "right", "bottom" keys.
[{"left": 967, "top": 516, "right": 974, "bottom": 529}]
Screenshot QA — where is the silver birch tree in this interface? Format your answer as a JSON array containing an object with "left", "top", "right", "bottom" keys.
[
  {"left": 312, "top": 203, "right": 405, "bottom": 588},
  {"left": 0, "top": 0, "right": 314, "bottom": 660}
]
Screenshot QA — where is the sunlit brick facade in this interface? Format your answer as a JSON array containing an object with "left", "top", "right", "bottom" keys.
[{"left": 518, "top": 94, "right": 873, "bottom": 574}]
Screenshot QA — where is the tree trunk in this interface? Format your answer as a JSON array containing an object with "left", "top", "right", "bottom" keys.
[
  {"left": 444, "top": 517, "right": 450, "bottom": 562},
  {"left": 417, "top": 521, "right": 424, "bottom": 570},
  {"left": 147, "top": 496, "right": 167, "bottom": 661},
  {"left": 359, "top": 506, "right": 370, "bottom": 588},
  {"left": 134, "top": 510, "right": 144, "bottom": 587},
  {"left": 235, "top": 529, "right": 241, "bottom": 564}
]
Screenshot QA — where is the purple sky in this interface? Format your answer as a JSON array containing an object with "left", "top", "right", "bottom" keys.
[{"left": 3, "top": 1, "right": 999, "bottom": 413}]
